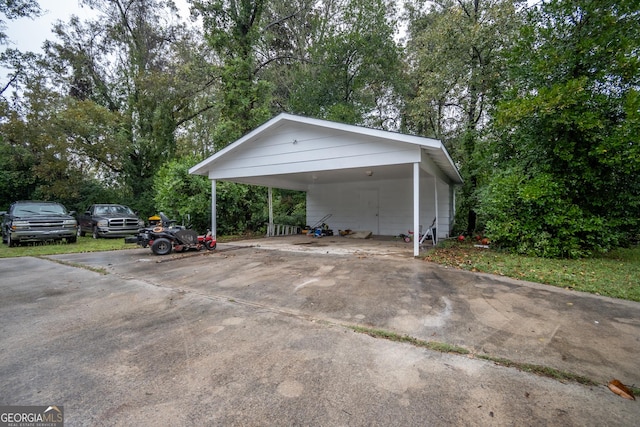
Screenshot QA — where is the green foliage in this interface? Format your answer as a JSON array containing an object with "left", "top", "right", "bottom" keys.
[
  {"left": 0, "top": 134, "right": 38, "bottom": 209},
  {"left": 4, "top": 0, "right": 639, "bottom": 258},
  {"left": 153, "top": 157, "right": 211, "bottom": 232},
  {"left": 485, "top": 0, "right": 640, "bottom": 256},
  {"left": 216, "top": 182, "right": 268, "bottom": 235},
  {"left": 273, "top": 189, "right": 306, "bottom": 227},
  {"left": 477, "top": 168, "right": 615, "bottom": 258},
  {"left": 404, "top": 0, "right": 525, "bottom": 234},
  {"left": 287, "top": 0, "right": 403, "bottom": 127},
  {"left": 193, "top": 0, "right": 272, "bottom": 146}
]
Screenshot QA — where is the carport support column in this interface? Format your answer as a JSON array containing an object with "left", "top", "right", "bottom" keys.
[
  {"left": 434, "top": 176, "right": 438, "bottom": 245},
  {"left": 268, "top": 187, "right": 274, "bottom": 237},
  {"left": 413, "top": 162, "right": 420, "bottom": 257},
  {"left": 211, "top": 179, "right": 217, "bottom": 238}
]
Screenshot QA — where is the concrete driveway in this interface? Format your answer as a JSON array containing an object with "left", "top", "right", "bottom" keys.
[{"left": 1, "top": 240, "right": 639, "bottom": 426}]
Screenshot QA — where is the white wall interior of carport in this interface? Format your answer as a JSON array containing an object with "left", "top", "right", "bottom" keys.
[
  {"left": 209, "top": 164, "right": 453, "bottom": 257},
  {"left": 306, "top": 173, "right": 450, "bottom": 237}
]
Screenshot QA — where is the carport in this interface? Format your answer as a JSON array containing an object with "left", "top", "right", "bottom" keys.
[{"left": 189, "top": 113, "right": 463, "bottom": 256}]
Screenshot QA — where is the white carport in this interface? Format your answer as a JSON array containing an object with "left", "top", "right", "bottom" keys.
[{"left": 189, "top": 113, "right": 463, "bottom": 256}]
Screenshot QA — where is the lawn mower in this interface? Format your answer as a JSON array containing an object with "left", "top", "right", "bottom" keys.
[{"left": 125, "top": 212, "right": 216, "bottom": 255}]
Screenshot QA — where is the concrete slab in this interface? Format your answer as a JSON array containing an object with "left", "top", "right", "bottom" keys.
[
  {"left": 223, "top": 234, "right": 429, "bottom": 257},
  {"left": 1, "top": 243, "right": 639, "bottom": 426}
]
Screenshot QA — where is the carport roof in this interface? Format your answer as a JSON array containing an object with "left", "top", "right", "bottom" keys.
[{"left": 189, "top": 113, "right": 463, "bottom": 190}]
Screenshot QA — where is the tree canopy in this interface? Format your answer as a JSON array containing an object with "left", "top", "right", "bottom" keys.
[
  {"left": 479, "top": 0, "right": 640, "bottom": 257},
  {"left": 1, "top": 0, "right": 638, "bottom": 255}
]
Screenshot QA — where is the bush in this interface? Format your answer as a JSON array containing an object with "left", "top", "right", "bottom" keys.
[
  {"left": 153, "top": 157, "right": 211, "bottom": 233},
  {"left": 477, "top": 168, "right": 615, "bottom": 258}
]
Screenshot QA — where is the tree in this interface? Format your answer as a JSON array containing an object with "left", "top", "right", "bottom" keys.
[
  {"left": 1, "top": 0, "right": 41, "bottom": 95},
  {"left": 480, "top": 0, "right": 640, "bottom": 257},
  {"left": 191, "top": 0, "right": 273, "bottom": 146},
  {"left": 286, "top": 0, "right": 404, "bottom": 128},
  {"left": 403, "top": 0, "right": 525, "bottom": 234},
  {"left": 153, "top": 156, "right": 211, "bottom": 232},
  {"left": 42, "top": 0, "right": 217, "bottom": 216}
]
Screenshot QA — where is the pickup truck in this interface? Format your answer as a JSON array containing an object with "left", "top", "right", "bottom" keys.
[
  {"left": 77, "top": 204, "right": 144, "bottom": 239},
  {"left": 1, "top": 200, "right": 77, "bottom": 246}
]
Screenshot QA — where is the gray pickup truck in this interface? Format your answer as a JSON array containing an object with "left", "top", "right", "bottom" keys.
[
  {"left": 77, "top": 204, "right": 144, "bottom": 239},
  {"left": 1, "top": 200, "right": 78, "bottom": 246}
]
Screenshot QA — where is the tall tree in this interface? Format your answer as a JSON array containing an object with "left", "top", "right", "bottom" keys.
[
  {"left": 404, "top": 0, "right": 525, "bottom": 233},
  {"left": 42, "top": 0, "right": 217, "bottom": 214},
  {"left": 191, "top": 0, "right": 273, "bottom": 146},
  {"left": 1, "top": 0, "right": 41, "bottom": 95},
  {"left": 287, "top": 0, "right": 404, "bottom": 128},
  {"left": 480, "top": 0, "right": 640, "bottom": 257}
]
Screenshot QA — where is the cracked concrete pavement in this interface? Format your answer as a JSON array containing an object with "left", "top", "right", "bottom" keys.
[{"left": 1, "top": 239, "right": 639, "bottom": 426}]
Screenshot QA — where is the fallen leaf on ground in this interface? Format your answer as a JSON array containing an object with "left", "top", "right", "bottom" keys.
[{"left": 608, "top": 379, "right": 636, "bottom": 400}]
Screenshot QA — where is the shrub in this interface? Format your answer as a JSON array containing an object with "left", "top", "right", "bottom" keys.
[{"left": 477, "top": 168, "right": 614, "bottom": 258}]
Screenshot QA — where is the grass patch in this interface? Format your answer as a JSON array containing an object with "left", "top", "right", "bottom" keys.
[
  {"left": 347, "top": 325, "right": 470, "bottom": 355},
  {"left": 475, "top": 355, "right": 598, "bottom": 386},
  {"left": 349, "top": 325, "right": 603, "bottom": 387},
  {"left": 38, "top": 256, "right": 108, "bottom": 275},
  {"left": 0, "top": 236, "right": 138, "bottom": 259},
  {"left": 424, "top": 241, "right": 640, "bottom": 302}
]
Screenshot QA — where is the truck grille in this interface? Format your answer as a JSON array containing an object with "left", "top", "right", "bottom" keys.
[
  {"left": 108, "top": 218, "right": 139, "bottom": 228},
  {"left": 27, "top": 220, "right": 67, "bottom": 229}
]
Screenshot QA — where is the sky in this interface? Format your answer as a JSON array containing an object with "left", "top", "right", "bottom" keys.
[
  {"left": 4, "top": 1, "right": 190, "bottom": 54},
  {"left": 5, "top": 2, "right": 97, "bottom": 53}
]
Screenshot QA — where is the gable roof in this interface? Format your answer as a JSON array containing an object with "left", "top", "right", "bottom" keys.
[{"left": 189, "top": 113, "right": 463, "bottom": 189}]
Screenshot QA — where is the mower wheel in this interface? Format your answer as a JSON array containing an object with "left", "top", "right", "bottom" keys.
[
  {"left": 151, "top": 238, "right": 173, "bottom": 255},
  {"left": 204, "top": 240, "right": 217, "bottom": 250}
]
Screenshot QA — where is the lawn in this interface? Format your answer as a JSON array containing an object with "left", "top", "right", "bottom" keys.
[
  {"left": 0, "top": 236, "right": 138, "bottom": 258},
  {"left": 424, "top": 239, "right": 640, "bottom": 302}
]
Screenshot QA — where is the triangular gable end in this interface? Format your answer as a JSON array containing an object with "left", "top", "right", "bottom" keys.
[{"left": 189, "top": 113, "right": 462, "bottom": 185}]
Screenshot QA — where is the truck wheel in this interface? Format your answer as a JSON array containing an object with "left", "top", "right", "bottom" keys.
[
  {"left": 77, "top": 227, "right": 85, "bottom": 237},
  {"left": 7, "top": 233, "right": 16, "bottom": 247},
  {"left": 151, "top": 238, "right": 172, "bottom": 255},
  {"left": 67, "top": 236, "right": 77, "bottom": 244},
  {"left": 92, "top": 226, "right": 99, "bottom": 239}
]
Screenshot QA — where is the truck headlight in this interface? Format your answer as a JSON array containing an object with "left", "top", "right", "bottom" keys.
[
  {"left": 63, "top": 219, "right": 77, "bottom": 228},
  {"left": 11, "top": 220, "right": 29, "bottom": 230},
  {"left": 97, "top": 220, "right": 108, "bottom": 227}
]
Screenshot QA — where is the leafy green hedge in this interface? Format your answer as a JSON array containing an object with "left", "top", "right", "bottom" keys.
[{"left": 477, "top": 168, "right": 618, "bottom": 258}]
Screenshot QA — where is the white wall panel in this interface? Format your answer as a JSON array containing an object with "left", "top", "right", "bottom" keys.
[
  {"left": 208, "top": 128, "right": 421, "bottom": 179},
  {"left": 306, "top": 175, "right": 450, "bottom": 237}
]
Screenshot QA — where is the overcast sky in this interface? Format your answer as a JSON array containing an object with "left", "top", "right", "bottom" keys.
[{"left": 4, "top": 1, "right": 190, "bottom": 54}]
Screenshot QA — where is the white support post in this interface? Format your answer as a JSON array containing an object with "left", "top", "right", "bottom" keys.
[
  {"left": 268, "top": 187, "right": 274, "bottom": 237},
  {"left": 452, "top": 187, "right": 456, "bottom": 233},
  {"left": 211, "top": 179, "right": 217, "bottom": 238},
  {"left": 413, "top": 162, "right": 420, "bottom": 257},
  {"left": 433, "top": 176, "right": 438, "bottom": 245}
]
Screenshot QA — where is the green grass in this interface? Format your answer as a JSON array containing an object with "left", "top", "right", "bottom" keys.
[
  {"left": 425, "top": 240, "right": 640, "bottom": 302},
  {"left": 0, "top": 236, "right": 138, "bottom": 258},
  {"left": 347, "top": 325, "right": 470, "bottom": 355},
  {"left": 475, "top": 355, "right": 598, "bottom": 386},
  {"left": 348, "top": 325, "right": 601, "bottom": 387}
]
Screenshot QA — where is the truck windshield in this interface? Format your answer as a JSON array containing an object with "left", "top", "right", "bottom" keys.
[{"left": 15, "top": 203, "right": 66, "bottom": 215}]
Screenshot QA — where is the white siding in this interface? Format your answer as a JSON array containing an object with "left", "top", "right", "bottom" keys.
[
  {"left": 207, "top": 123, "right": 421, "bottom": 180},
  {"left": 306, "top": 175, "right": 451, "bottom": 238}
]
